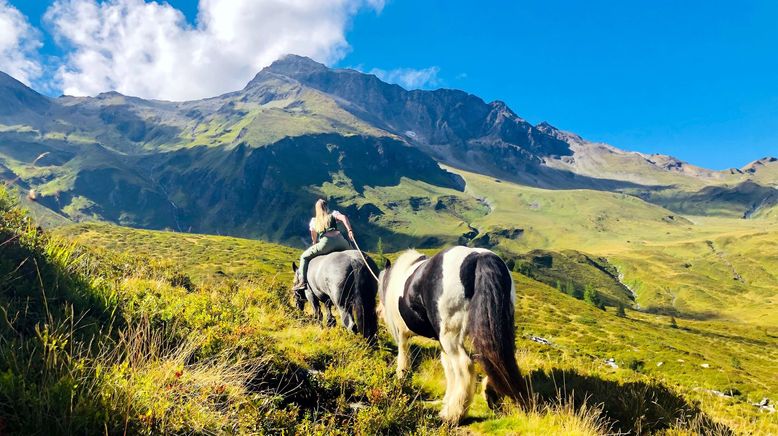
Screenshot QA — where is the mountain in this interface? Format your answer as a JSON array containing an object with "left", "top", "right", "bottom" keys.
[
  {"left": 251, "top": 55, "right": 577, "bottom": 187},
  {"left": 0, "top": 54, "right": 776, "bottom": 246}
]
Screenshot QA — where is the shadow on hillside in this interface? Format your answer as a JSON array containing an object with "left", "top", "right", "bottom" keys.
[
  {"left": 0, "top": 228, "right": 119, "bottom": 336},
  {"left": 527, "top": 368, "right": 733, "bottom": 435},
  {"left": 136, "top": 134, "right": 466, "bottom": 251},
  {"left": 641, "top": 305, "right": 721, "bottom": 321}
]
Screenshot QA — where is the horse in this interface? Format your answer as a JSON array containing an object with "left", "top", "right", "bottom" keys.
[
  {"left": 291, "top": 250, "right": 379, "bottom": 340},
  {"left": 377, "top": 246, "right": 529, "bottom": 422}
]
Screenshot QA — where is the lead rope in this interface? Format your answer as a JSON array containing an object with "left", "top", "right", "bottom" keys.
[{"left": 349, "top": 233, "right": 380, "bottom": 282}]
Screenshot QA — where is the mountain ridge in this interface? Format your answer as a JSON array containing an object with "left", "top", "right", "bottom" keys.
[
  {"left": 6, "top": 56, "right": 773, "bottom": 173},
  {"left": 0, "top": 55, "right": 776, "bottom": 244}
]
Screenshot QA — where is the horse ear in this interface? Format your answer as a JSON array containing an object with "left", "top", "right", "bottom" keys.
[
  {"left": 292, "top": 262, "right": 298, "bottom": 273},
  {"left": 384, "top": 258, "right": 391, "bottom": 269}
]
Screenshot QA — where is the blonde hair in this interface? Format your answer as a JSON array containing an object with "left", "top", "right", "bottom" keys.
[{"left": 313, "top": 199, "right": 331, "bottom": 233}]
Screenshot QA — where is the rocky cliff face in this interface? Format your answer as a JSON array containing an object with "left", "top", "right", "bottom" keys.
[{"left": 252, "top": 55, "right": 573, "bottom": 172}]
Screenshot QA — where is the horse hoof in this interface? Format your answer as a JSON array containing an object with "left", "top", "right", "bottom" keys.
[
  {"left": 483, "top": 378, "right": 503, "bottom": 410},
  {"left": 438, "top": 409, "right": 462, "bottom": 424}
]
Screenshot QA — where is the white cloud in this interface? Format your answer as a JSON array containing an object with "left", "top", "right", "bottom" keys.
[
  {"left": 369, "top": 66, "right": 441, "bottom": 90},
  {"left": 0, "top": 0, "right": 42, "bottom": 85},
  {"left": 44, "top": 0, "right": 383, "bottom": 100}
]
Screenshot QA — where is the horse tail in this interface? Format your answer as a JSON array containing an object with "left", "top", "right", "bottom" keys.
[
  {"left": 352, "top": 253, "right": 379, "bottom": 341},
  {"left": 467, "top": 252, "right": 529, "bottom": 406}
]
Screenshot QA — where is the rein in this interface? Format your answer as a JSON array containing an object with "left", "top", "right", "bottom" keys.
[{"left": 350, "top": 235, "right": 380, "bottom": 282}]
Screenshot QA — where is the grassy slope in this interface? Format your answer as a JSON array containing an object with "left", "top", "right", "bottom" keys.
[
  {"left": 41, "top": 153, "right": 777, "bottom": 325},
  {"left": 509, "top": 249, "right": 634, "bottom": 306},
  {"left": 57, "top": 222, "right": 298, "bottom": 281},
  {"left": 56, "top": 223, "right": 778, "bottom": 434},
  {"left": 464, "top": 168, "right": 778, "bottom": 325}
]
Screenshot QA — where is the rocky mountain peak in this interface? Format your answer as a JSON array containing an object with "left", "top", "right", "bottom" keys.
[
  {"left": 268, "top": 54, "right": 327, "bottom": 73},
  {"left": 488, "top": 100, "right": 525, "bottom": 122},
  {"left": 96, "top": 91, "right": 126, "bottom": 99},
  {"left": 247, "top": 54, "right": 329, "bottom": 87}
]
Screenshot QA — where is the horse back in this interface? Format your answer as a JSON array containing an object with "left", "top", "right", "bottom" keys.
[
  {"left": 398, "top": 246, "right": 509, "bottom": 340},
  {"left": 308, "top": 250, "right": 369, "bottom": 301}
]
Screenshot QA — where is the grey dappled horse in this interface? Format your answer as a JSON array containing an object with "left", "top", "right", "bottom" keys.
[{"left": 292, "top": 250, "right": 379, "bottom": 340}]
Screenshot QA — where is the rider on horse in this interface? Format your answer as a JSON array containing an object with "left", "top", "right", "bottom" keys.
[{"left": 293, "top": 198, "right": 355, "bottom": 290}]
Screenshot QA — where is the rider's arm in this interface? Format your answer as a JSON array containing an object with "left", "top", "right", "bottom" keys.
[{"left": 333, "top": 211, "right": 354, "bottom": 240}]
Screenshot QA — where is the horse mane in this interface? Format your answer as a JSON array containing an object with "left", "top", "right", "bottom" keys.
[
  {"left": 382, "top": 249, "right": 426, "bottom": 341},
  {"left": 392, "top": 249, "right": 425, "bottom": 274}
]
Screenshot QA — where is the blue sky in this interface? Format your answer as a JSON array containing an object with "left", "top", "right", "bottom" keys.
[{"left": 4, "top": 0, "right": 778, "bottom": 169}]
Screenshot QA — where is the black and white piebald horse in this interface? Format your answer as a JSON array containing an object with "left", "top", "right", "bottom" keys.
[
  {"left": 292, "top": 250, "right": 379, "bottom": 340},
  {"left": 378, "top": 246, "right": 528, "bottom": 422}
]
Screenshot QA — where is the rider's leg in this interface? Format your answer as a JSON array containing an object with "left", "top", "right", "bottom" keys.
[
  {"left": 299, "top": 235, "right": 352, "bottom": 285},
  {"left": 331, "top": 235, "right": 351, "bottom": 251},
  {"left": 298, "top": 238, "right": 327, "bottom": 285}
]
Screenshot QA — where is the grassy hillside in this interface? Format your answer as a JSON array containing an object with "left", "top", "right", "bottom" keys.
[
  {"left": 54, "top": 155, "right": 778, "bottom": 326},
  {"left": 461, "top": 169, "right": 778, "bottom": 326},
  {"left": 55, "top": 222, "right": 778, "bottom": 434},
  {"left": 56, "top": 221, "right": 298, "bottom": 281},
  {"left": 27, "top": 155, "right": 778, "bottom": 325},
  {"left": 49, "top": 159, "right": 768, "bottom": 326},
  {"left": 507, "top": 249, "right": 634, "bottom": 306}
]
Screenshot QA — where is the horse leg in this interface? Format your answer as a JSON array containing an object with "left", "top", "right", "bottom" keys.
[
  {"left": 325, "top": 303, "right": 337, "bottom": 328},
  {"left": 439, "top": 351, "right": 455, "bottom": 412},
  {"left": 438, "top": 331, "right": 476, "bottom": 423},
  {"left": 396, "top": 331, "right": 411, "bottom": 379},
  {"left": 338, "top": 306, "right": 357, "bottom": 333},
  {"left": 294, "top": 288, "right": 306, "bottom": 312},
  {"left": 306, "top": 289, "right": 323, "bottom": 324},
  {"left": 482, "top": 376, "right": 502, "bottom": 410}
]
